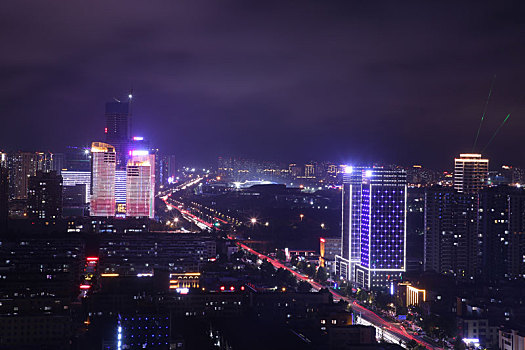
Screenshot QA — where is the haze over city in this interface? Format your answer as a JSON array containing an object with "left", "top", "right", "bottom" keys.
[{"left": 2, "top": 1, "right": 525, "bottom": 168}]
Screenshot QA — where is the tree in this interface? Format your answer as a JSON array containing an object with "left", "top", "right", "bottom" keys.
[
  {"left": 260, "top": 260, "right": 274, "bottom": 274},
  {"left": 230, "top": 250, "right": 244, "bottom": 261},
  {"left": 304, "top": 263, "right": 316, "bottom": 277},
  {"left": 454, "top": 338, "right": 466, "bottom": 350},
  {"left": 375, "top": 292, "right": 393, "bottom": 310},
  {"left": 407, "top": 340, "right": 418, "bottom": 349},
  {"left": 356, "top": 289, "right": 369, "bottom": 302},
  {"left": 276, "top": 249, "right": 286, "bottom": 261},
  {"left": 315, "top": 266, "right": 328, "bottom": 283},
  {"left": 298, "top": 281, "right": 312, "bottom": 292}
]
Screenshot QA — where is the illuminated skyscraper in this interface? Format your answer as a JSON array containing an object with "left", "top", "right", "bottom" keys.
[
  {"left": 105, "top": 99, "right": 131, "bottom": 169},
  {"left": 90, "top": 142, "right": 116, "bottom": 217},
  {"left": 454, "top": 154, "right": 489, "bottom": 194},
  {"left": 8, "top": 152, "right": 37, "bottom": 199},
  {"left": 126, "top": 150, "right": 155, "bottom": 218},
  {"left": 337, "top": 166, "right": 364, "bottom": 282},
  {"left": 355, "top": 169, "right": 407, "bottom": 290}
]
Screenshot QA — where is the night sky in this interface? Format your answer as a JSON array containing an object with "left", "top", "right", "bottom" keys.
[{"left": 2, "top": 1, "right": 525, "bottom": 169}]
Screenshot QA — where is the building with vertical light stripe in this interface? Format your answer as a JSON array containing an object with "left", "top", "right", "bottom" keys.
[
  {"left": 337, "top": 166, "right": 364, "bottom": 282},
  {"left": 355, "top": 168, "right": 407, "bottom": 290},
  {"left": 115, "top": 170, "right": 127, "bottom": 214},
  {"left": 90, "top": 142, "right": 116, "bottom": 217},
  {"left": 126, "top": 150, "right": 155, "bottom": 218}
]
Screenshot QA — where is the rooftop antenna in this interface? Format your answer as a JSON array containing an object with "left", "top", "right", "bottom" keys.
[{"left": 472, "top": 75, "right": 496, "bottom": 152}]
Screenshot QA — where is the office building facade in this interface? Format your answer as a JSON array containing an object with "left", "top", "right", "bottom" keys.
[
  {"left": 126, "top": 150, "right": 155, "bottom": 218},
  {"left": 115, "top": 170, "right": 127, "bottom": 214},
  {"left": 424, "top": 187, "right": 480, "bottom": 279},
  {"left": 354, "top": 169, "right": 407, "bottom": 290},
  {"left": 62, "top": 171, "right": 91, "bottom": 203},
  {"left": 105, "top": 100, "right": 131, "bottom": 170},
  {"left": 8, "top": 152, "right": 37, "bottom": 199},
  {"left": 454, "top": 154, "right": 489, "bottom": 194},
  {"left": 27, "top": 171, "right": 63, "bottom": 220},
  {"left": 90, "top": 142, "right": 116, "bottom": 217},
  {"left": 337, "top": 167, "right": 364, "bottom": 282}
]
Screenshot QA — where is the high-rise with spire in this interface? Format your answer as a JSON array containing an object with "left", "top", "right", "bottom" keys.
[{"left": 105, "top": 96, "right": 131, "bottom": 169}]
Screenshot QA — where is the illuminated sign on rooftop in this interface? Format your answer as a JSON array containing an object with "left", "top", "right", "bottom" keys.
[{"left": 129, "top": 150, "right": 149, "bottom": 156}]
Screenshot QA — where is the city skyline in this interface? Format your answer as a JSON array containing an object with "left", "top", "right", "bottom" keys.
[
  {"left": 3, "top": 2, "right": 525, "bottom": 349},
  {"left": 2, "top": 1, "right": 525, "bottom": 168}
]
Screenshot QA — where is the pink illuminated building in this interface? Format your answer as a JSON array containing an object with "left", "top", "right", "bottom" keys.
[
  {"left": 90, "top": 142, "right": 116, "bottom": 216},
  {"left": 126, "top": 150, "right": 155, "bottom": 218}
]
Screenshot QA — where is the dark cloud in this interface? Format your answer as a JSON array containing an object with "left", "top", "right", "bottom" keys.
[{"left": 1, "top": 0, "right": 525, "bottom": 169}]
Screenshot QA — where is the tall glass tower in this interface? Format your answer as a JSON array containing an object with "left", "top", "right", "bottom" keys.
[
  {"left": 354, "top": 168, "right": 407, "bottom": 290},
  {"left": 126, "top": 150, "right": 155, "bottom": 219},
  {"left": 105, "top": 100, "right": 131, "bottom": 170},
  {"left": 338, "top": 166, "right": 364, "bottom": 282},
  {"left": 90, "top": 142, "right": 116, "bottom": 217}
]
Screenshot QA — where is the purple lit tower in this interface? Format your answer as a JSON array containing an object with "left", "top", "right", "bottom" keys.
[{"left": 355, "top": 168, "right": 407, "bottom": 290}]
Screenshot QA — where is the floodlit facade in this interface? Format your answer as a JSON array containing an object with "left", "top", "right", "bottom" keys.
[
  {"left": 115, "top": 170, "right": 127, "bottom": 213},
  {"left": 337, "top": 166, "right": 364, "bottom": 282},
  {"left": 90, "top": 142, "right": 116, "bottom": 217},
  {"left": 355, "top": 169, "right": 407, "bottom": 290},
  {"left": 62, "top": 170, "right": 91, "bottom": 203},
  {"left": 406, "top": 285, "right": 426, "bottom": 307},
  {"left": 126, "top": 150, "right": 155, "bottom": 218},
  {"left": 320, "top": 237, "right": 341, "bottom": 278},
  {"left": 454, "top": 154, "right": 489, "bottom": 194}
]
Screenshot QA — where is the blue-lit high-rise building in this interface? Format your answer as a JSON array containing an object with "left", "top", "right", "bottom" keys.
[{"left": 353, "top": 168, "right": 407, "bottom": 290}]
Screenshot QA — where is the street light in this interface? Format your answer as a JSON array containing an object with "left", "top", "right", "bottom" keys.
[
  {"left": 321, "top": 223, "right": 325, "bottom": 229},
  {"left": 250, "top": 218, "right": 257, "bottom": 225},
  {"left": 299, "top": 214, "right": 304, "bottom": 221}
]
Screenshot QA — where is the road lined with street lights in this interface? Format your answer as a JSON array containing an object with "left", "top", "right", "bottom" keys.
[
  {"left": 158, "top": 180, "right": 440, "bottom": 350},
  {"left": 234, "top": 240, "right": 437, "bottom": 350}
]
